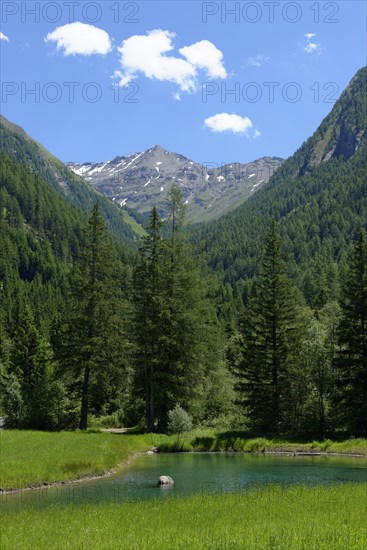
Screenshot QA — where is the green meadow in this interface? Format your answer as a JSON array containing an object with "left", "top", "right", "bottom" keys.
[
  {"left": 0, "top": 430, "right": 160, "bottom": 491},
  {"left": 1, "top": 483, "right": 366, "bottom": 549}
]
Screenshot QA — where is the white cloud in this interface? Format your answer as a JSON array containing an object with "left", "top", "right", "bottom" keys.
[
  {"left": 0, "top": 32, "right": 9, "bottom": 42},
  {"left": 115, "top": 29, "right": 226, "bottom": 93},
  {"left": 179, "top": 40, "right": 227, "bottom": 79},
  {"left": 303, "top": 33, "right": 322, "bottom": 55},
  {"left": 116, "top": 30, "right": 195, "bottom": 91},
  {"left": 204, "top": 113, "right": 259, "bottom": 136},
  {"left": 45, "top": 22, "right": 112, "bottom": 56},
  {"left": 247, "top": 54, "right": 269, "bottom": 67}
]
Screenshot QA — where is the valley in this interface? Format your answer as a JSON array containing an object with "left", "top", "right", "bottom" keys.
[{"left": 0, "top": 10, "right": 366, "bottom": 545}]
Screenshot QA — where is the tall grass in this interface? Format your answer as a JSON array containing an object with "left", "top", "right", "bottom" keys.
[
  {"left": 159, "top": 430, "right": 367, "bottom": 455},
  {"left": 1, "top": 483, "right": 366, "bottom": 549},
  {"left": 0, "top": 431, "right": 169, "bottom": 491}
]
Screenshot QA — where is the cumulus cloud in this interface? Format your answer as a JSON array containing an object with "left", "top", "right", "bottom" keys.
[
  {"left": 0, "top": 32, "right": 9, "bottom": 42},
  {"left": 247, "top": 54, "right": 269, "bottom": 67},
  {"left": 115, "top": 29, "right": 227, "bottom": 94},
  {"left": 179, "top": 40, "right": 227, "bottom": 79},
  {"left": 204, "top": 113, "right": 259, "bottom": 137},
  {"left": 115, "top": 30, "right": 195, "bottom": 91},
  {"left": 304, "top": 33, "right": 322, "bottom": 55},
  {"left": 45, "top": 22, "right": 112, "bottom": 56}
]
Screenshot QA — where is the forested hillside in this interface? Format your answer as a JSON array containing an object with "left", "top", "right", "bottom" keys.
[
  {"left": 0, "top": 116, "right": 145, "bottom": 244},
  {"left": 192, "top": 67, "right": 367, "bottom": 307},
  {"left": 0, "top": 152, "right": 134, "bottom": 330},
  {"left": 0, "top": 154, "right": 83, "bottom": 332}
]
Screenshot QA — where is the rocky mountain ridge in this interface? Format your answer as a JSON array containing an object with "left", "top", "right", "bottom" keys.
[{"left": 67, "top": 147, "right": 283, "bottom": 222}]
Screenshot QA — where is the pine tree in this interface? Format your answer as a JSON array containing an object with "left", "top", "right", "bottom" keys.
[
  {"left": 131, "top": 206, "right": 167, "bottom": 432},
  {"left": 157, "top": 185, "right": 224, "bottom": 430},
  {"left": 60, "top": 204, "right": 125, "bottom": 430},
  {"left": 236, "top": 221, "right": 304, "bottom": 433},
  {"left": 0, "top": 304, "right": 11, "bottom": 404},
  {"left": 8, "top": 301, "right": 57, "bottom": 429},
  {"left": 336, "top": 228, "right": 367, "bottom": 435},
  {"left": 131, "top": 188, "right": 225, "bottom": 432}
]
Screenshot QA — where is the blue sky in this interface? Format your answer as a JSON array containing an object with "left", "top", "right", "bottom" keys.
[{"left": 1, "top": 1, "right": 366, "bottom": 165}]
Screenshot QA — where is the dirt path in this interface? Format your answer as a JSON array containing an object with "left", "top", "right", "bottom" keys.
[{"left": 100, "top": 428, "right": 128, "bottom": 434}]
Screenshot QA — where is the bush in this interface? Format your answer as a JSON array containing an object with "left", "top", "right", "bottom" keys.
[
  {"left": 167, "top": 405, "right": 193, "bottom": 434},
  {"left": 3, "top": 374, "right": 24, "bottom": 428},
  {"left": 89, "top": 413, "right": 121, "bottom": 429}
]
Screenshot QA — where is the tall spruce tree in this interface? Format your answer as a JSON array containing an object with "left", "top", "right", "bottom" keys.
[
  {"left": 236, "top": 221, "right": 304, "bottom": 433},
  {"left": 157, "top": 185, "right": 225, "bottom": 430},
  {"left": 0, "top": 304, "right": 10, "bottom": 404},
  {"left": 6, "top": 301, "right": 57, "bottom": 429},
  {"left": 60, "top": 204, "right": 125, "bottom": 430},
  {"left": 132, "top": 206, "right": 167, "bottom": 432},
  {"left": 132, "top": 187, "right": 224, "bottom": 432},
  {"left": 336, "top": 228, "right": 367, "bottom": 435}
]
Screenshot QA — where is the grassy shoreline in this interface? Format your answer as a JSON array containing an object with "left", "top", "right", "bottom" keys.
[
  {"left": 1, "top": 430, "right": 366, "bottom": 492},
  {"left": 158, "top": 432, "right": 367, "bottom": 455},
  {"left": 2, "top": 431, "right": 366, "bottom": 549}
]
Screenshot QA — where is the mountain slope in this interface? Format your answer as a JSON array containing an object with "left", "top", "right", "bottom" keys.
[
  {"left": 0, "top": 152, "right": 84, "bottom": 329},
  {"left": 192, "top": 67, "right": 367, "bottom": 304},
  {"left": 265, "top": 66, "right": 367, "bottom": 183},
  {"left": 68, "top": 147, "right": 283, "bottom": 223},
  {"left": 0, "top": 116, "right": 144, "bottom": 244}
]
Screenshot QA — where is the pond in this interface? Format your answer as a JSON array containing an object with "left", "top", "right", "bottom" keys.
[{"left": 2, "top": 452, "right": 366, "bottom": 512}]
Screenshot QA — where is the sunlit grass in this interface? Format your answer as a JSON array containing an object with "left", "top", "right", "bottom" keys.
[
  {"left": 0, "top": 430, "right": 168, "bottom": 491},
  {"left": 159, "top": 430, "right": 367, "bottom": 455},
  {"left": 1, "top": 483, "right": 366, "bottom": 549}
]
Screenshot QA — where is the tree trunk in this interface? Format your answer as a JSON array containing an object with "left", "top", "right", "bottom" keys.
[
  {"left": 79, "top": 365, "right": 90, "bottom": 430},
  {"left": 149, "top": 363, "right": 154, "bottom": 432},
  {"left": 319, "top": 390, "right": 325, "bottom": 440}
]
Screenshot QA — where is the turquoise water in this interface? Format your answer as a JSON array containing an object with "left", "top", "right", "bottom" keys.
[{"left": 2, "top": 452, "right": 366, "bottom": 512}]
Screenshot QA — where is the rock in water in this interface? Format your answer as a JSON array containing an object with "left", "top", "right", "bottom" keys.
[{"left": 158, "top": 475, "right": 174, "bottom": 486}]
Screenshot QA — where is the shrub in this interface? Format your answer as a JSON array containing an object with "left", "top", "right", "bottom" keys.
[
  {"left": 2, "top": 374, "right": 24, "bottom": 427},
  {"left": 167, "top": 405, "right": 193, "bottom": 434}
]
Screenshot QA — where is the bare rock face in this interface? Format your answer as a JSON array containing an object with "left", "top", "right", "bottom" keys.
[
  {"left": 158, "top": 475, "right": 174, "bottom": 486},
  {"left": 67, "top": 147, "right": 283, "bottom": 223}
]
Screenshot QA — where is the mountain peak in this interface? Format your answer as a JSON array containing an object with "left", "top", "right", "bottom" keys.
[
  {"left": 67, "top": 149, "right": 283, "bottom": 222},
  {"left": 269, "top": 66, "right": 367, "bottom": 182}
]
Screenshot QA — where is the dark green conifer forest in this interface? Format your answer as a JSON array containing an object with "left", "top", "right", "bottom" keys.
[{"left": 0, "top": 68, "right": 366, "bottom": 437}]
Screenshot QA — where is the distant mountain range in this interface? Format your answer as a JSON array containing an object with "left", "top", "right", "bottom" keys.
[{"left": 67, "top": 149, "right": 283, "bottom": 223}]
